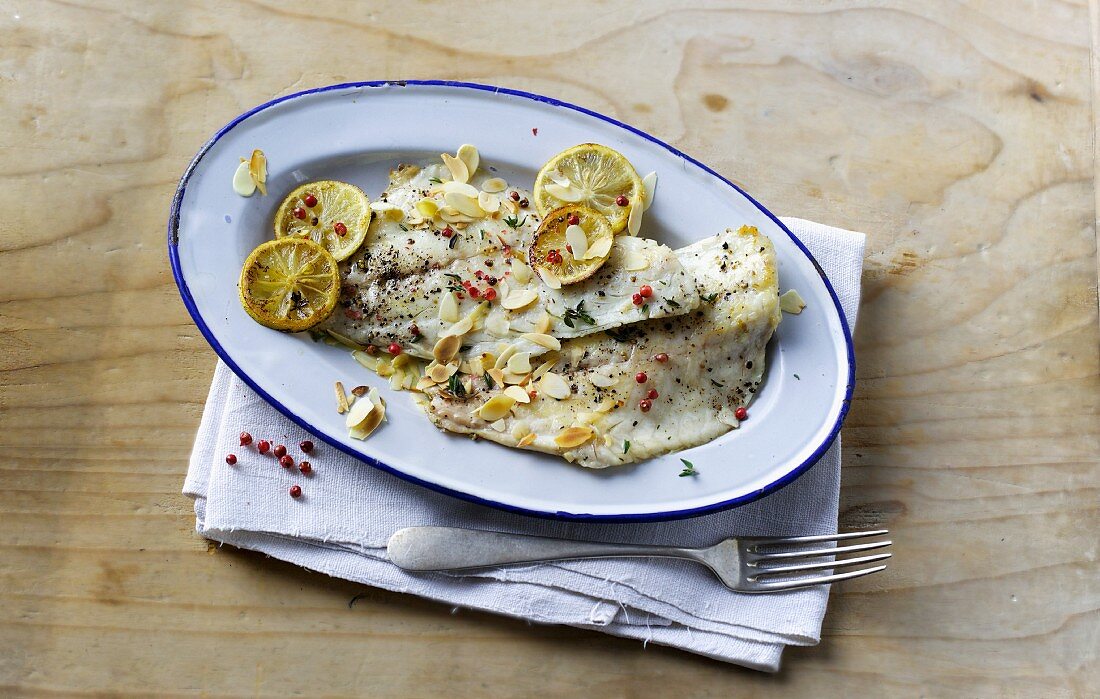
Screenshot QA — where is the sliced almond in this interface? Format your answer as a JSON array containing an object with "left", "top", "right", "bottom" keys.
[
  {"left": 554, "top": 425, "right": 594, "bottom": 449},
  {"left": 490, "top": 418, "right": 508, "bottom": 433},
  {"left": 249, "top": 149, "right": 267, "bottom": 195},
  {"left": 415, "top": 198, "right": 440, "bottom": 218},
  {"left": 517, "top": 433, "right": 537, "bottom": 448},
  {"left": 544, "top": 182, "right": 583, "bottom": 202},
  {"left": 349, "top": 394, "right": 385, "bottom": 440},
  {"left": 442, "top": 316, "right": 473, "bottom": 337},
  {"left": 510, "top": 420, "right": 531, "bottom": 439},
  {"left": 565, "top": 224, "right": 589, "bottom": 259},
  {"left": 494, "top": 344, "right": 518, "bottom": 369},
  {"left": 540, "top": 372, "right": 570, "bottom": 400},
  {"left": 502, "top": 371, "right": 528, "bottom": 385},
  {"left": 345, "top": 394, "right": 376, "bottom": 428},
  {"left": 415, "top": 376, "right": 437, "bottom": 392},
  {"left": 540, "top": 269, "right": 562, "bottom": 290},
  {"left": 433, "top": 334, "right": 462, "bottom": 362},
  {"left": 641, "top": 171, "right": 657, "bottom": 211},
  {"left": 477, "top": 395, "right": 516, "bottom": 422},
  {"left": 583, "top": 235, "right": 612, "bottom": 261},
  {"left": 351, "top": 385, "right": 369, "bottom": 397},
  {"left": 502, "top": 289, "right": 538, "bottom": 311},
  {"left": 441, "top": 152, "right": 469, "bottom": 184},
  {"left": 521, "top": 333, "right": 561, "bottom": 350},
  {"left": 439, "top": 291, "right": 460, "bottom": 323},
  {"left": 482, "top": 177, "right": 507, "bottom": 193},
  {"left": 370, "top": 201, "right": 405, "bottom": 222},
  {"left": 511, "top": 258, "right": 533, "bottom": 284},
  {"left": 334, "top": 381, "right": 350, "bottom": 414},
  {"left": 535, "top": 310, "right": 553, "bottom": 334},
  {"left": 531, "top": 358, "right": 556, "bottom": 381},
  {"left": 439, "top": 207, "right": 475, "bottom": 224},
  {"left": 488, "top": 367, "right": 506, "bottom": 387},
  {"left": 444, "top": 191, "right": 485, "bottom": 218},
  {"left": 456, "top": 144, "right": 479, "bottom": 178},
  {"left": 627, "top": 198, "right": 642, "bottom": 236},
  {"left": 589, "top": 372, "right": 617, "bottom": 388},
  {"left": 507, "top": 351, "right": 532, "bottom": 374},
  {"left": 504, "top": 385, "right": 531, "bottom": 404},
  {"left": 440, "top": 180, "right": 478, "bottom": 198},
  {"left": 388, "top": 370, "right": 405, "bottom": 390},
  {"left": 780, "top": 289, "right": 806, "bottom": 314},
  {"left": 232, "top": 160, "right": 256, "bottom": 196},
  {"left": 428, "top": 362, "right": 458, "bottom": 383},
  {"left": 477, "top": 191, "right": 501, "bottom": 215}
]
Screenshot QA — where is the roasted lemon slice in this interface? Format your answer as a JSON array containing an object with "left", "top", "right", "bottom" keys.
[
  {"left": 239, "top": 238, "right": 340, "bottom": 332},
  {"left": 274, "top": 180, "right": 371, "bottom": 261},
  {"left": 529, "top": 205, "right": 614, "bottom": 286},
  {"left": 533, "top": 144, "right": 643, "bottom": 233}
]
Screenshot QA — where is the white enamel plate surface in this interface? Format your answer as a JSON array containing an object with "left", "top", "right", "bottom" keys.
[{"left": 169, "top": 81, "right": 853, "bottom": 521}]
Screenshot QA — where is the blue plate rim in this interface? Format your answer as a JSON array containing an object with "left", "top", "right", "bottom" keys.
[{"left": 167, "top": 79, "right": 855, "bottom": 522}]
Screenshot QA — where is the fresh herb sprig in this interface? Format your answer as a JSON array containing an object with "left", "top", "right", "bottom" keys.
[
  {"left": 563, "top": 300, "right": 596, "bottom": 328},
  {"left": 443, "top": 273, "right": 464, "bottom": 293},
  {"left": 447, "top": 372, "right": 467, "bottom": 398},
  {"left": 678, "top": 459, "right": 699, "bottom": 477},
  {"left": 504, "top": 215, "right": 527, "bottom": 230}
]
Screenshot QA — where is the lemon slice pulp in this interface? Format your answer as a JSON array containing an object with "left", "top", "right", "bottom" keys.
[
  {"left": 528, "top": 205, "right": 614, "bottom": 286},
  {"left": 533, "top": 144, "right": 643, "bottom": 233},
  {"left": 274, "top": 180, "right": 371, "bottom": 261},
  {"left": 239, "top": 238, "right": 340, "bottom": 332}
]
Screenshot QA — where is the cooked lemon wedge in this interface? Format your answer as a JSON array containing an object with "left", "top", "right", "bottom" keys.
[
  {"left": 533, "top": 144, "right": 643, "bottom": 233},
  {"left": 273, "top": 180, "right": 371, "bottom": 261},
  {"left": 528, "top": 205, "right": 614, "bottom": 286},
  {"left": 238, "top": 238, "right": 340, "bottom": 332}
]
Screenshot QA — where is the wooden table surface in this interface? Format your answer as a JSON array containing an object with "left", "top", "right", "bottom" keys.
[{"left": 2, "top": 1, "right": 1097, "bottom": 696}]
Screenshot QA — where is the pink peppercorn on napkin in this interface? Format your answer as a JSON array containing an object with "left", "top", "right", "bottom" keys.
[{"left": 183, "top": 217, "right": 865, "bottom": 672}]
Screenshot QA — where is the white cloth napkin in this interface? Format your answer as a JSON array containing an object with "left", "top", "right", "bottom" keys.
[{"left": 183, "top": 217, "right": 865, "bottom": 672}]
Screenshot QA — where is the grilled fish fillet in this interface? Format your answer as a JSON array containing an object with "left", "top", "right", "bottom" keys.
[
  {"left": 419, "top": 224, "right": 781, "bottom": 468},
  {"left": 321, "top": 164, "right": 698, "bottom": 360}
]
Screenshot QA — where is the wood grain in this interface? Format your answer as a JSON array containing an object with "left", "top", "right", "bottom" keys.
[{"left": 1, "top": 0, "right": 1097, "bottom": 695}]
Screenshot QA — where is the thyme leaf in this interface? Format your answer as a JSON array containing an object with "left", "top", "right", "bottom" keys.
[
  {"left": 563, "top": 300, "right": 596, "bottom": 328},
  {"left": 447, "top": 372, "right": 466, "bottom": 398}
]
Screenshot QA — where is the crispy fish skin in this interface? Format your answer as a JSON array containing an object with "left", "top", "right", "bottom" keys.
[{"left": 420, "top": 225, "right": 782, "bottom": 468}]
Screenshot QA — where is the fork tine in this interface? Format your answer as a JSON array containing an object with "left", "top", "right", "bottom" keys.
[
  {"left": 753, "top": 539, "right": 892, "bottom": 560},
  {"left": 750, "top": 564, "right": 888, "bottom": 592},
  {"left": 750, "top": 552, "right": 892, "bottom": 577},
  {"left": 745, "top": 529, "right": 889, "bottom": 548}
]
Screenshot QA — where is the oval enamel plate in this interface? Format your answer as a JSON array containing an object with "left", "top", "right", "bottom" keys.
[{"left": 168, "top": 81, "right": 854, "bottom": 521}]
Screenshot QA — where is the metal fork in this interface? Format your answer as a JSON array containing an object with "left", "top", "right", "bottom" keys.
[{"left": 387, "top": 527, "right": 891, "bottom": 593}]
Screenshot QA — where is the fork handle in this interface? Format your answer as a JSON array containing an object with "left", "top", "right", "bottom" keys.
[{"left": 387, "top": 526, "right": 702, "bottom": 571}]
